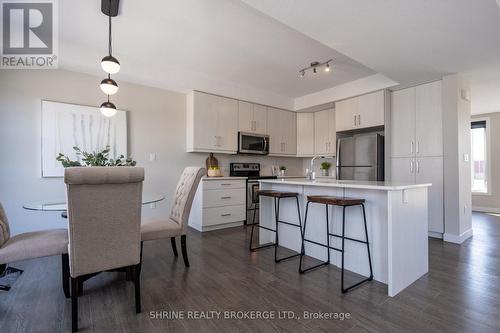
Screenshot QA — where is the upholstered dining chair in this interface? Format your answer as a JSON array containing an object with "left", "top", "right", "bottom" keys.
[
  {"left": 0, "top": 201, "right": 68, "bottom": 293},
  {"left": 141, "top": 166, "right": 205, "bottom": 267},
  {"left": 65, "top": 167, "right": 144, "bottom": 333}
]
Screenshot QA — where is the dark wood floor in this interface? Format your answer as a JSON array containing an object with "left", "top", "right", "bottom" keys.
[{"left": 1, "top": 212, "right": 500, "bottom": 332}]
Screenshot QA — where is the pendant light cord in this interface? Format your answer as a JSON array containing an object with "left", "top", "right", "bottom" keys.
[{"left": 108, "top": 0, "right": 112, "bottom": 56}]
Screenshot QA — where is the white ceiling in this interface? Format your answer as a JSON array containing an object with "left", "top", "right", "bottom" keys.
[
  {"left": 241, "top": 0, "right": 500, "bottom": 114},
  {"left": 58, "top": 0, "right": 375, "bottom": 108}
]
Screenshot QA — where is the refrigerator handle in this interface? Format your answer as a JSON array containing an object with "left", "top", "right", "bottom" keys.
[{"left": 410, "top": 160, "right": 414, "bottom": 173}]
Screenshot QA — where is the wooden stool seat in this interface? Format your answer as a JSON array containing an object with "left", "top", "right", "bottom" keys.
[
  {"left": 257, "top": 190, "right": 299, "bottom": 198},
  {"left": 307, "top": 195, "right": 365, "bottom": 206}
]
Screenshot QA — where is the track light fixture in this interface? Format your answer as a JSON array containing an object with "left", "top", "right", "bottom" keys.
[
  {"left": 99, "top": 0, "right": 120, "bottom": 117},
  {"left": 298, "top": 59, "right": 333, "bottom": 78}
]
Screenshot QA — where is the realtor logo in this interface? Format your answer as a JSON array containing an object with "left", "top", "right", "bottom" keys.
[{"left": 1, "top": 0, "right": 58, "bottom": 69}]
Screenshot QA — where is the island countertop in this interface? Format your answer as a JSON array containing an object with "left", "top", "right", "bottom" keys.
[{"left": 259, "top": 178, "right": 432, "bottom": 191}]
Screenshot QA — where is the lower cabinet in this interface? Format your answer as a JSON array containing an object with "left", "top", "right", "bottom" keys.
[
  {"left": 391, "top": 156, "right": 444, "bottom": 234},
  {"left": 188, "top": 178, "right": 246, "bottom": 232}
]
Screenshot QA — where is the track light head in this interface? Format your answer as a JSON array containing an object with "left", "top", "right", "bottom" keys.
[{"left": 325, "top": 62, "right": 330, "bottom": 72}]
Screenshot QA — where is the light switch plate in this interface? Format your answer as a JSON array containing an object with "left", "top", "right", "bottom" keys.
[
  {"left": 463, "top": 153, "right": 469, "bottom": 162},
  {"left": 149, "top": 153, "right": 157, "bottom": 161},
  {"left": 150, "top": 203, "right": 156, "bottom": 209}
]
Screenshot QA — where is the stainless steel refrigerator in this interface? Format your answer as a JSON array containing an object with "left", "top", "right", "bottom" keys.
[{"left": 336, "top": 133, "right": 384, "bottom": 181}]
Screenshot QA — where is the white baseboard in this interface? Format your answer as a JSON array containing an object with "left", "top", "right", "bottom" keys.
[
  {"left": 443, "top": 229, "right": 473, "bottom": 244},
  {"left": 428, "top": 231, "right": 443, "bottom": 239},
  {"left": 472, "top": 206, "right": 500, "bottom": 214}
]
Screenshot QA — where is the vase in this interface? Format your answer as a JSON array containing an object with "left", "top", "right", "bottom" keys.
[{"left": 321, "top": 169, "right": 329, "bottom": 176}]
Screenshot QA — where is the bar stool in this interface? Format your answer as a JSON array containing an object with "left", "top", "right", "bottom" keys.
[
  {"left": 299, "top": 195, "right": 373, "bottom": 293},
  {"left": 249, "top": 190, "right": 303, "bottom": 263}
]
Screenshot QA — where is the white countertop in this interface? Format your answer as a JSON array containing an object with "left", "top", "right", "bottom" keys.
[
  {"left": 202, "top": 176, "right": 247, "bottom": 181},
  {"left": 259, "top": 178, "right": 432, "bottom": 191}
]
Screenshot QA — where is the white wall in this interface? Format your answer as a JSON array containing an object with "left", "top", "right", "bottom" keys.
[
  {"left": 442, "top": 74, "right": 472, "bottom": 243},
  {"left": 472, "top": 112, "right": 500, "bottom": 211},
  {"left": 0, "top": 69, "right": 303, "bottom": 235}
]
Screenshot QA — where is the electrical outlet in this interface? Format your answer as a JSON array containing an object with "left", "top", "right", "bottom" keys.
[
  {"left": 150, "top": 203, "right": 156, "bottom": 209},
  {"left": 149, "top": 153, "right": 157, "bottom": 162}
]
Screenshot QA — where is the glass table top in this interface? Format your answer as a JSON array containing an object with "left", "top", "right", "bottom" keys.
[{"left": 23, "top": 194, "right": 166, "bottom": 212}]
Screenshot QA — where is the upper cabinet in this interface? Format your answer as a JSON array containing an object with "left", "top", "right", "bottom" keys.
[
  {"left": 238, "top": 101, "right": 268, "bottom": 134},
  {"left": 314, "top": 108, "right": 336, "bottom": 155},
  {"left": 268, "top": 107, "right": 297, "bottom": 156},
  {"left": 187, "top": 91, "right": 238, "bottom": 153},
  {"left": 335, "top": 91, "right": 385, "bottom": 132},
  {"left": 391, "top": 81, "right": 442, "bottom": 158},
  {"left": 296, "top": 113, "right": 315, "bottom": 156}
]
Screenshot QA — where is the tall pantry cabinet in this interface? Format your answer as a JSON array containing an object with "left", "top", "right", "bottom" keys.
[{"left": 390, "top": 81, "right": 444, "bottom": 236}]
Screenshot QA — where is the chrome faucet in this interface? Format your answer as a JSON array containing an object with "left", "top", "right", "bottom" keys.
[{"left": 307, "top": 155, "right": 335, "bottom": 180}]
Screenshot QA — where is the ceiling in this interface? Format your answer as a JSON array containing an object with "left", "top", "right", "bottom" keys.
[
  {"left": 241, "top": 0, "right": 500, "bottom": 114},
  {"left": 58, "top": 0, "right": 375, "bottom": 108}
]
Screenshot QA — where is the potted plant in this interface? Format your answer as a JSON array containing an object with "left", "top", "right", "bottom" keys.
[
  {"left": 279, "top": 166, "right": 286, "bottom": 176},
  {"left": 56, "top": 146, "right": 136, "bottom": 167},
  {"left": 320, "top": 162, "right": 331, "bottom": 176}
]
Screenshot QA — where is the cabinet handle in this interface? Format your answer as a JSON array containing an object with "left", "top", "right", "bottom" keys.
[
  {"left": 354, "top": 115, "right": 357, "bottom": 126},
  {"left": 410, "top": 161, "right": 414, "bottom": 173},
  {"left": 325, "top": 142, "right": 328, "bottom": 151},
  {"left": 358, "top": 115, "right": 361, "bottom": 126},
  {"left": 221, "top": 183, "right": 232, "bottom": 186},
  {"left": 416, "top": 161, "right": 420, "bottom": 173},
  {"left": 410, "top": 141, "right": 414, "bottom": 154},
  {"left": 220, "top": 196, "right": 232, "bottom": 199},
  {"left": 416, "top": 141, "right": 420, "bottom": 154},
  {"left": 221, "top": 213, "right": 231, "bottom": 217}
]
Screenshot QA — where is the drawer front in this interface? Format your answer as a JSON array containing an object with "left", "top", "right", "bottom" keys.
[
  {"left": 203, "top": 205, "right": 246, "bottom": 226},
  {"left": 203, "top": 188, "right": 245, "bottom": 208},
  {"left": 203, "top": 179, "right": 246, "bottom": 190}
]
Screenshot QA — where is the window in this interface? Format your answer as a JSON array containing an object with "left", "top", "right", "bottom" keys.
[{"left": 471, "top": 119, "right": 489, "bottom": 194}]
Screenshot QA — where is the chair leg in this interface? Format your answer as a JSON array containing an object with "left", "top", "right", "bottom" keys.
[
  {"left": 299, "top": 201, "right": 310, "bottom": 273},
  {"left": 181, "top": 235, "right": 190, "bottom": 267},
  {"left": 274, "top": 198, "right": 280, "bottom": 263},
  {"left": 170, "top": 237, "right": 179, "bottom": 257},
  {"left": 62, "top": 254, "right": 70, "bottom": 298},
  {"left": 132, "top": 264, "right": 141, "bottom": 313},
  {"left": 341, "top": 206, "right": 346, "bottom": 293},
  {"left": 362, "top": 204, "right": 374, "bottom": 280},
  {"left": 71, "top": 277, "right": 79, "bottom": 332}
]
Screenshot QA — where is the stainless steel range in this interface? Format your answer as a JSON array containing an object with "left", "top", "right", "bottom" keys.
[{"left": 229, "top": 163, "right": 277, "bottom": 225}]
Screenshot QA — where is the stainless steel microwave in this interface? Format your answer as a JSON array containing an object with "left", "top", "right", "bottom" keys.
[{"left": 238, "top": 132, "right": 269, "bottom": 155}]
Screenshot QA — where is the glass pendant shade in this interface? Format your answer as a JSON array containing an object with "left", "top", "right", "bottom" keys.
[
  {"left": 100, "top": 78, "right": 119, "bottom": 95},
  {"left": 100, "top": 101, "right": 117, "bottom": 117},
  {"left": 101, "top": 55, "right": 120, "bottom": 74}
]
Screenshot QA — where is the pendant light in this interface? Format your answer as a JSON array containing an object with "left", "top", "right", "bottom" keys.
[
  {"left": 100, "top": 75, "right": 118, "bottom": 95},
  {"left": 100, "top": 98, "right": 117, "bottom": 117},
  {"left": 99, "top": 0, "right": 120, "bottom": 117}
]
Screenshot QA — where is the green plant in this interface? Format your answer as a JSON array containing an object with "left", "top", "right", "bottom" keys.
[
  {"left": 56, "top": 146, "right": 136, "bottom": 168},
  {"left": 320, "top": 162, "right": 331, "bottom": 170}
]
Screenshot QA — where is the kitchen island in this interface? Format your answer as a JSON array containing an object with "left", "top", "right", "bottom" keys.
[{"left": 258, "top": 178, "right": 431, "bottom": 297}]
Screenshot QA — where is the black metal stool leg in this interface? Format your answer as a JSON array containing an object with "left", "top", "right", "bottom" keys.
[
  {"left": 341, "top": 206, "right": 346, "bottom": 292},
  {"left": 249, "top": 197, "right": 277, "bottom": 252},
  {"left": 325, "top": 204, "right": 331, "bottom": 264},
  {"left": 275, "top": 197, "right": 302, "bottom": 263},
  {"left": 341, "top": 204, "right": 374, "bottom": 293},
  {"left": 299, "top": 201, "right": 310, "bottom": 273},
  {"left": 299, "top": 202, "right": 331, "bottom": 273},
  {"left": 274, "top": 197, "right": 280, "bottom": 262}
]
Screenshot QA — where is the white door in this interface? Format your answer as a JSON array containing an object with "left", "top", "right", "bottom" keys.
[
  {"left": 238, "top": 101, "right": 254, "bottom": 133},
  {"left": 267, "top": 107, "right": 283, "bottom": 154},
  {"left": 416, "top": 156, "right": 444, "bottom": 233},
  {"left": 314, "top": 109, "right": 330, "bottom": 154},
  {"left": 335, "top": 98, "right": 358, "bottom": 132},
  {"left": 416, "top": 81, "right": 442, "bottom": 157},
  {"left": 390, "top": 157, "right": 415, "bottom": 183},
  {"left": 391, "top": 88, "right": 416, "bottom": 158},
  {"left": 297, "top": 113, "right": 314, "bottom": 156},
  {"left": 217, "top": 96, "right": 238, "bottom": 152},
  {"left": 193, "top": 92, "right": 219, "bottom": 150},
  {"left": 358, "top": 91, "right": 385, "bottom": 129},
  {"left": 253, "top": 104, "right": 268, "bottom": 134}
]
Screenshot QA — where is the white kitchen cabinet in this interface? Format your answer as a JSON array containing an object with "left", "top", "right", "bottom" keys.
[
  {"left": 335, "top": 91, "right": 385, "bottom": 132},
  {"left": 188, "top": 178, "right": 246, "bottom": 232},
  {"left": 415, "top": 81, "right": 442, "bottom": 157},
  {"left": 416, "top": 157, "right": 444, "bottom": 234},
  {"left": 314, "top": 108, "right": 336, "bottom": 155},
  {"left": 187, "top": 91, "right": 238, "bottom": 153},
  {"left": 390, "top": 81, "right": 444, "bottom": 235},
  {"left": 268, "top": 107, "right": 296, "bottom": 156},
  {"left": 391, "top": 88, "right": 416, "bottom": 158},
  {"left": 296, "top": 113, "right": 315, "bottom": 156},
  {"left": 238, "top": 101, "right": 267, "bottom": 134},
  {"left": 358, "top": 91, "right": 385, "bottom": 129}
]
